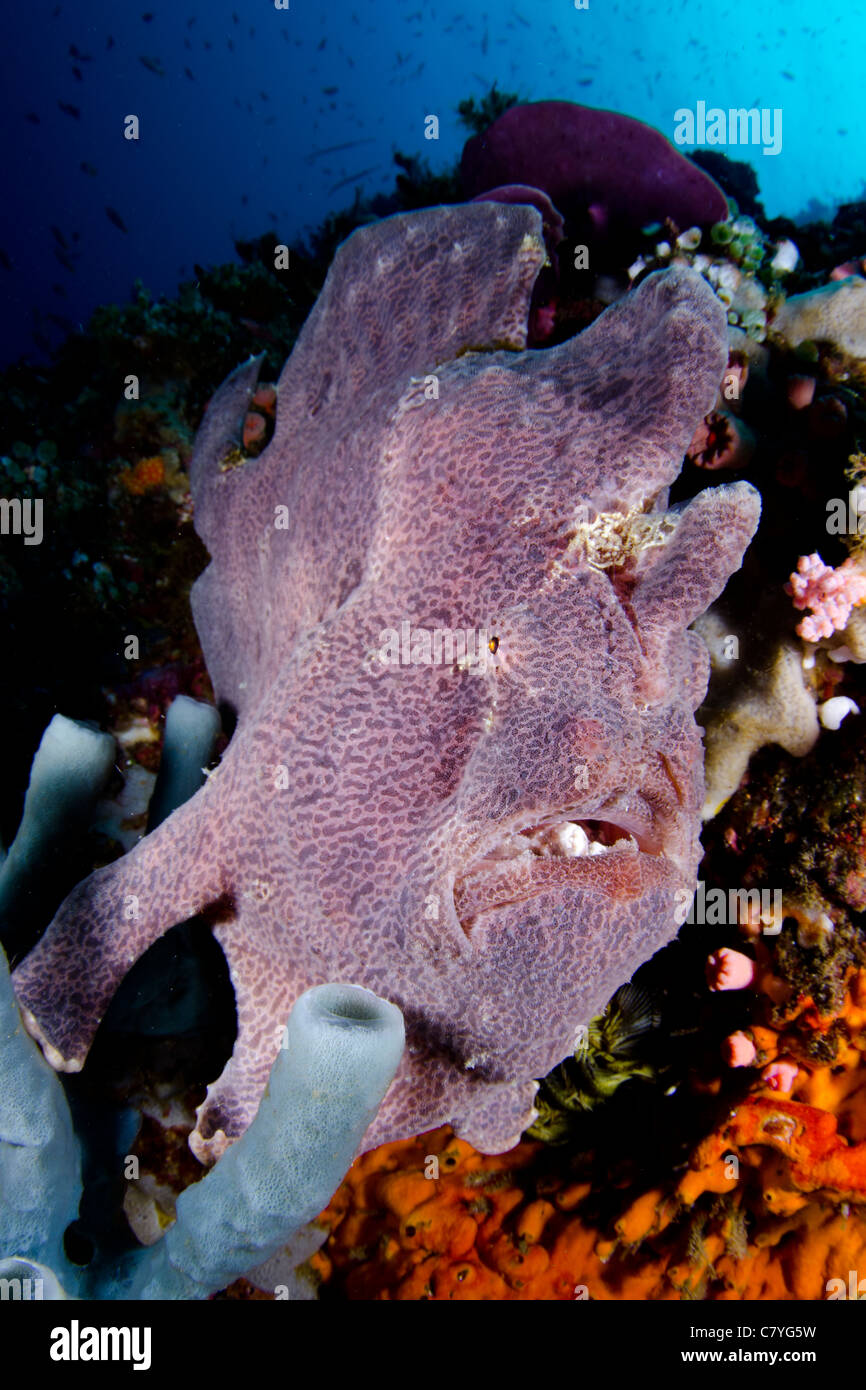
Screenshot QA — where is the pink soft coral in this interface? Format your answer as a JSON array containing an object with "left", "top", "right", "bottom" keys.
[
  {"left": 723, "top": 1031, "right": 757, "bottom": 1067},
  {"left": 706, "top": 946, "right": 755, "bottom": 991},
  {"left": 786, "top": 552, "right": 866, "bottom": 641}
]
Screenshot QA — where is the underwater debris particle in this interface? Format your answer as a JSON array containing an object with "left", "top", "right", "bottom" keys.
[{"left": 218, "top": 445, "right": 246, "bottom": 473}]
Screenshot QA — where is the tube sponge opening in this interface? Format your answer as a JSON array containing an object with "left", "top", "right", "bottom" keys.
[{"left": 301, "top": 981, "right": 404, "bottom": 1025}]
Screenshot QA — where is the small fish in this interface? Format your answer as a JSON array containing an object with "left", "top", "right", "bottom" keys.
[
  {"left": 25, "top": 111, "right": 40, "bottom": 124},
  {"left": 105, "top": 205, "right": 128, "bottom": 233},
  {"left": 322, "top": 85, "right": 337, "bottom": 95},
  {"left": 142, "top": 11, "right": 154, "bottom": 20},
  {"left": 80, "top": 160, "right": 98, "bottom": 175},
  {"left": 327, "top": 164, "right": 382, "bottom": 195},
  {"left": 317, "top": 37, "right": 326, "bottom": 49},
  {"left": 232, "top": 10, "right": 239, "bottom": 21},
  {"left": 51, "top": 4, "right": 61, "bottom": 15},
  {"left": 241, "top": 194, "right": 248, "bottom": 205},
  {"left": 139, "top": 55, "right": 165, "bottom": 75},
  {"left": 187, "top": 15, "right": 196, "bottom": 26},
  {"left": 204, "top": 40, "right": 212, "bottom": 49},
  {"left": 481, "top": 28, "right": 488, "bottom": 54},
  {"left": 184, "top": 66, "right": 195, "bottom": 79},
  {"left": 52, "top": 282, "right": 67, "bottom": 297},
  {"left": 578, "top": 78, "right": 593, "bottom": 86},
  {"left": 58, "top": 101, "right": 80, "bottom": 118},
  {"left": 71, "top": 65, "right": 83, "bottom": 80},
  {"left": 106, "top": 34, "right": 114, "bottom": 48},
  {"left": 50, "top": 225, "right": 69, "bottom": 249},
  {"left": 249, "top": 26, "right": 255, "bottom": 37},
  {"left": 69, "top": 43, "right": 91, "bottom": 60},
  {"left": 184, "top": 37, "right": 192, "bottom": 49},
  {"left": 781, "top": 69, "right": 795, "bottom": 80},
  {"left": 53, "top": 247, "right": 75, "bottom": 272},
  {"left": 513, "top": 9, "right": 531, "bottom": 24},
  {"left": 259, "top": 90, "right": 269, "bottom": 100},
  {"left": 227, "top": 37, "right": 234, "bottom": 50},
  {"left": 0, "top": 250, "right": 12, "bottom": 271},
  {"left": 306, "top": 136, "right": 376, "bottom": 162}
]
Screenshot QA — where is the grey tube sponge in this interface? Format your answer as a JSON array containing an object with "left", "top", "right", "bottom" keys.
[
  {"left": 131, "top": 983, "right": 405, "bottom": 1299},
  {"left": 0, "top": 946, "right": 404, "bottom": 1300},
  {"left": 0, "top": 942, "right": 81, "bottom": 1280},
  {"left": 0, "top": 715, "right": 116, "bottom": 952},
  {"left": 146, "top": 695, "right": 221, "bottom": 832}
]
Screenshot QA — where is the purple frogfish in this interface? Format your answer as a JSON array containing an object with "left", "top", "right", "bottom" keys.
[{"left": 14, "top": 203, "right": 759, "bottom": 1161}]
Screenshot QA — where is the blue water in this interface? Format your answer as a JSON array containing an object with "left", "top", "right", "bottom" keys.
[{"left": 0, "top": 0, "right": 860, "bottom": 368}]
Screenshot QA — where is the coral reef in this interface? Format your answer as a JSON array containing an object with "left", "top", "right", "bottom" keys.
[
  {"left": 6, "top": 88, "right": 866, "bottom": 1305},
  {"left": 310, "top": 967, "right": 866, "bottom": 1301}
]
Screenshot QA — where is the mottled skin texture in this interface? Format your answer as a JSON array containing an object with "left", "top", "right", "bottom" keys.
[{"left": 14, "top": 204, "right": 759, "bottom": 1163}]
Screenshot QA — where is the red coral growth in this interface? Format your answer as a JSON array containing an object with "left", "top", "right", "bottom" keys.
[
  {"left": 313, "top": 970, "right": 866, "bottom": 1300},
  {"left": 242, "top": 411, "right": 267, "bottom": 452},
  {"left": 118, "top": 454, "right": 166, "bottom": 495},
  {"left": 251, "top": 384, "right": 277, "bottom": 415}
]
